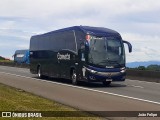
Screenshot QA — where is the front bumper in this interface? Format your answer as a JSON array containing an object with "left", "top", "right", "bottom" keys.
[{"left": 83, "top": 66, "right": 126, "bottom": 82}]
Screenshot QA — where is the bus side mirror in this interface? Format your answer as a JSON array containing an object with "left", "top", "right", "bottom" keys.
[
  {"left": 84, "top": 41, "right": 89, "bottom": 51},
  {"left": 80, "top": 41, "right": 89, "bottom": 51},
  {"left": 123, "top": 40, "right": 132, "bottom": 53},
  {"left": 80, "top": 43, "right": 85, "bottom": 50},
  {"left": 80, "top": 41, "right": 89, "bottom": 62},
  {"left": 79, "top": 43, "right": 86, "bottom": 61}
]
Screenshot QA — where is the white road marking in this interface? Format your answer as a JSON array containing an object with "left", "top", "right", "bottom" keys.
[
  {"left": 0, "top": 71, "right": 160, "bottom": 105},
  {"left": 127, "top": 84, "right": 144, "bottom": 89},
  {"left": 18, "top": 70, "right": 30, "bottom": 73}
]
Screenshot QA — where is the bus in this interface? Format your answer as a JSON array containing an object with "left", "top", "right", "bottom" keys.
[
  {"left": 13, "top": 50, "right": 30, "bottom": 64},
  {"left": 29, "top": 26, "right": 132, "bottom": 86}
]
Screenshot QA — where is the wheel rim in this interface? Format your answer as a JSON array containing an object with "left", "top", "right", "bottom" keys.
[
  {"left": 38, "top": 68, "right": 41, "bottom": 78},
  {"left": 72, "top": 71, "right": 77, "bottom": 84}
]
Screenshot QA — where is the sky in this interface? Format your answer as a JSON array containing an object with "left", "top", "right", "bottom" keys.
[{"left": 0, "top": 0, "right": 160, "bottom": 63}]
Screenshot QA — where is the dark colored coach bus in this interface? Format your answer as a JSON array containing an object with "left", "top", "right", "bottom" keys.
[{"left": 29, "top": 26, "right": 132, "bottom": 86}]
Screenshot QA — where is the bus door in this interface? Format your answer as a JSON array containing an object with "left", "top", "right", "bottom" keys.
[
  {"left": 57, "top": 50, "right": 73, "bottom": 79},
  {"left": 48, "top": 51, "right": 60, "bottom": 77}
]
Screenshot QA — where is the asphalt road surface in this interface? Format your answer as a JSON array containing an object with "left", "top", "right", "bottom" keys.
[{"left": 0, "top": 65, "right": 160, "bottom": 119}]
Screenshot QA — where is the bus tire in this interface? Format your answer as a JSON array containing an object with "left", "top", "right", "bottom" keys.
[
  {"left": 71, "top": 69, "right": 78, "bottom": 85},
  {"left": 103, "top": 81, "right": 111, "bottom": 86}
]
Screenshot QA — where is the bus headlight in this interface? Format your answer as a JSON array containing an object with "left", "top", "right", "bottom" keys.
[
  {"left": 86, "top": 68, "right": 97, "bottom": 74},
  {"left": 120, "top": 67, "right": 126, "bottom": 73},
  {"left": 90, "top": 70, "right": 96, "bottom": 73}
]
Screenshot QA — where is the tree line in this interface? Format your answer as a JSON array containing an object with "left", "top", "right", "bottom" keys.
[{"left": 128, "top": 65, "right": 160, "bottom": 71}]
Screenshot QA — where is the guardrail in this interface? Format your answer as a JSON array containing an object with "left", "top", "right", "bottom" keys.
[
  {"left": 0, "top": 62, "right": 159, "bottom": 83},
  {"left": 127, "top": 69, "right": 160, "bottom": 83}
]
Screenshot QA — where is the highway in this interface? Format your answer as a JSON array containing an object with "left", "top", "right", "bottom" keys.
[{"left": 0, "top": 65, "right": 160, "bottom": 119}]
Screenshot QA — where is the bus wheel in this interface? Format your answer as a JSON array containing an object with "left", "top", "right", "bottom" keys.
[
  {"left": 37, "top": 66, "right": 43, "bottom": 79},
  {"left": 103, "top": 81, "right": 111, "bottom": 86},
  {"left": 71, "top": 69, "right": 78, "bottom": 85}
]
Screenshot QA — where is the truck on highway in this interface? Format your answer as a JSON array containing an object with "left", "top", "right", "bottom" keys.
[
  {"left": 29, "top": 26, "right": 132, "bottom": 86},
  {"left": 13, "top": 50, "right": 30, "bottom": 64}
]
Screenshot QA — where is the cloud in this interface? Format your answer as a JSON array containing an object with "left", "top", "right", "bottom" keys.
[
  {"left": 0, "top": 0, "right": 160, "bottom": 62},
  {"left": 0, "top": 28, "right": 31, "bottom": 41},
  {"left": 1, "top": 0, "right": 160, "bottom": 18},
  {"left": 123, "top": 32, "right": 160, "bottom": 62}
]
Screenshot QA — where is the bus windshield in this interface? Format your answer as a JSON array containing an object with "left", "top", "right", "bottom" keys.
[{"left": 88, "top": 36, "right": 125, "bottom": 67}]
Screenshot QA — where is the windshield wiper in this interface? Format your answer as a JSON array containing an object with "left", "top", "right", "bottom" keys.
[
  {"left": 100, "top": 60, "right": 122, "bottom": 67},
  {"left": 108, "top": 60, "right": 122, "bottom": 67}
]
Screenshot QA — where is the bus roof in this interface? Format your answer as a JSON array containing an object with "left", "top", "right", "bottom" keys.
[
  {"left": 79, "top": 26, "right": 120, "bottom": 36},
  {"left": 15, "top": 50, "right": 29, "bottom": 54},
  {"left": 33, "top": 26, "right": 120, "bottom": 37}
]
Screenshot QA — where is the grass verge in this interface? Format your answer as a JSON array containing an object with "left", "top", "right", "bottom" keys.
[
  {"left": 0, "top": 60, "right": 12, "bottom": 63},
  {"left": 0, "top": 83, "right": 101, "bottom": 120}
]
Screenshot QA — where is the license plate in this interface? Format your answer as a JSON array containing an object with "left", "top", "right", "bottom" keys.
[{"left": 106, "top": 79, "right": 112, "bottom": 81}]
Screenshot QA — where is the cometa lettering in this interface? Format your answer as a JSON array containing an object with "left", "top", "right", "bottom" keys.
[{"left": 57, "top": 53, "right": 70, "bottom": 60}]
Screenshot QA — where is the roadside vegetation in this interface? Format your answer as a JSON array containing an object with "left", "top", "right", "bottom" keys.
[
  {"left": 0, "top": 83, "right": 100, "bottom": 120},
  {"left": 127, "top": 64, "right": 160, "bottom": 71},
  {"left": 0, "top": 60, "right": 13, "bottom": 63},
  {"left": 0, "top": 56, "right": 12, "bottom": 63}
]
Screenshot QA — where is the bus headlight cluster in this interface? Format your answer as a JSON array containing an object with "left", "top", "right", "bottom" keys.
[
  {"left": 85, "top": 67, "right": 97, "bottom": 74},
  {"left": 120, "top": 67, "right": 126, "bottom": 73}
]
